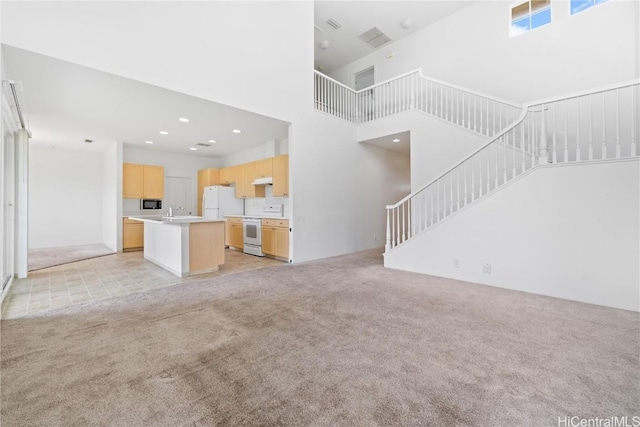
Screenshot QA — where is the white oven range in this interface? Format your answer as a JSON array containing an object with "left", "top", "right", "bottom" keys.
[{"left": 242, "top": 205, "right": 283, "bottom": 257}]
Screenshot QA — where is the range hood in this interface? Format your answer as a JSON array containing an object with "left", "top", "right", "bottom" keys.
[{"left": 251, "top": 177, "right": 273, "bottom": 186}]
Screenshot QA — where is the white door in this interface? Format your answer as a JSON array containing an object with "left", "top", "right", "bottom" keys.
[
  {"left": 1, "top": 126, "right": 16, "bottom": 290},
  {"left": 164, "top": 177, "right": 193, "bottom": 216},
  {"left": 354, "top": 66, "right": 375, "bottom": 90}
]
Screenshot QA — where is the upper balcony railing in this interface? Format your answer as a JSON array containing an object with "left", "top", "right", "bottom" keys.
[{"left": 314, "top": 69, "right": 521, "bottom": 138}]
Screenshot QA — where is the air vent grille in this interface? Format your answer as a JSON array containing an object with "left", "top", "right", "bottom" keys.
[
  {"left": 326, "top": 18, "right": 342, "bottom": 29},
  {"left": 196, "top": 143, "right": 212, "bottom": 147},
  {"left": 358, "top": 27, "right": 391, "bottom": 49}
]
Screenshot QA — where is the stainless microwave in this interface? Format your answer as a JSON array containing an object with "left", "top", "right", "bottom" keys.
[{"left": 141, "top": 199, "right": 162, "bottom": 210}]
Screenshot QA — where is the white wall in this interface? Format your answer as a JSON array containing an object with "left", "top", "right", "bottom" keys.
[
  {"left": 123, "top": 147, "right": 216, "bottom": 216},
  {"left": 385, "top": 159, "right": 640, "bottom": 312},
  {"left": 2, "top": 1, "right": 412, "bottom": 263},
  {"left": 357, "top": 111, "right": 488, "bottom": 192},
  {"left": 330, "top": 0, "right": 639, "bottom": 103},
  {"left": 102, "top": 143, "right": 122, "bottom": 252},
  {"left": 28, "top": 147, "right": 104, "bottom": 248}
]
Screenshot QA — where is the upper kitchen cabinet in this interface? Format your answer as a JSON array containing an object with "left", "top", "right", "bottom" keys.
[
  {"left": 197, "top": 168, "right": 220, "bottom": 197},
  {"left": 220, "top": 165, "right": 239, "bottom": 186},
  {"left": 272, "top": 154, "right": 289, "bottom": 197},
  {"left": 238, "top": 161, "right": 265, "bottom": 199},
  {"left": 123, "top": 163, "right": 144, "bottom": 198},
  {"left": 254, "top": 158, "right": 273, "bottom": 179},
  {"left": 143, "top": 165, "right": 164, "bottom": 199},
  {"left": 123, "top": 163, "right": 165, "bottom": 199}
]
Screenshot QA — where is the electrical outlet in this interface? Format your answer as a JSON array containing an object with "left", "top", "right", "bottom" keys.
[
  {"left": 453, "top": 259, "right": 459, "bottom": 268},
  {"left": 483, "top": 263, "right": 492, "bottom": 274}
]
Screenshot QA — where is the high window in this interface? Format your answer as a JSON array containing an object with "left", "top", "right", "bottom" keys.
[
  {"left": 570, "top": 0, "right": 608, "bottom": 15},
  {"left": 511, "top": 0, "right": 551, "bottom": 36}
]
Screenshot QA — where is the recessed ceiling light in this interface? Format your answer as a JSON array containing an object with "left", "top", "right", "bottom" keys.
[
  {"left": 232, "top": 129, "right": 241, "bottom": 134},
  {"left": 179, "top": 118, "right": 190, "bottom": 123},
  {"left": 208, "top": 139, "right": 216, "bottom": 143},
  {"left": 159, "top": 131, "right": 168, "bottom": 135},
  {"left": 145, "top": 140, "right": 154, "bottom": 144},
  {"left": 392, "top": 138, "right": 400, "bottom": 142},
  {"left": 190, "top": 147, "right": 197, "bottom": 151}
]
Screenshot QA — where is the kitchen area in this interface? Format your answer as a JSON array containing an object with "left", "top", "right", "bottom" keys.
[{"left": 122, "top": 144, "right": 290, "bottom": 278}]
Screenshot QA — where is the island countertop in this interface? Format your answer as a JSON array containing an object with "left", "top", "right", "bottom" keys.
[
  {"left": 128, "top": 216, "right": 226, "bottom": 277},
  {"left": 128, "top": 215, "right": 225, "bottom": 225}
]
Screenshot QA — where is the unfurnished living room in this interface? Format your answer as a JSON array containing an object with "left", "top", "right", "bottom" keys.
[{"left": 1, "top": 1, "right": 638, "bottom": 426}]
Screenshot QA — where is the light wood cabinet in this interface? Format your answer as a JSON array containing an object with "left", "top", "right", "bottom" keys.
[
  {"left": 219, "top": 155, "right": 288, "bottom": 199},
  {"left": 143, "top": 165, "right": 164, "bottom": 199},
  {"left": 220, "top": 166, "right": 239, "bottom": 186},
  {"left": 261, "top": 218, "right": 289, "bottom": 259},
  {"left": 238, "top": 162, "right": 265, "bottom": 199},
  {"left": 272, "top": 154, "right": 289, "bottom": 197},
  {"left": 254, "top": 158, "right": 273, "bottom": 179},
  {"left": 123, "top": 218, "right": 144, "bottom": 251},
  {"left": 197, "top": 168, "right": 221, "bottom": 215},
  {"left": 225, "top": 217, "right": 244, "bottom": 249},
  {"left": 123, "top": 163, "right": 165, "bottom": 199},
  {"left": 123, "top": 163, "right": 144, "bottom": 198}
]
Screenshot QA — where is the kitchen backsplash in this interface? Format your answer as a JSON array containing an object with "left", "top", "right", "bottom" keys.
[
  {"left": 122, "top": 185, "right": 288, "bottom": 218},
  {"left": 244, "top": 186, "right": 289, "bottom": 217}
]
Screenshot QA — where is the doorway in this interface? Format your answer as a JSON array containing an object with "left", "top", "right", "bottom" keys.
[
  {"left": 164, "top": 177, "right": 194, "bottom": 216},
  {"left": 355, "top": 66, "right": 375, "bottom": 121},
  {"left": 354, "top": 66, "right": 375, "bottom": 91}
]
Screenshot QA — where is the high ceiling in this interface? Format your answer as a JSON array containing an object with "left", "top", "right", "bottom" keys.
[
  {"left": 1, "top": 2, "right": 476, "bottom": 159},
  {"left": 314, "top": 1, "right": 476, "bottom": 74},
  {"left": 2, "top": 46, "right": 289, "bottom": 158}
]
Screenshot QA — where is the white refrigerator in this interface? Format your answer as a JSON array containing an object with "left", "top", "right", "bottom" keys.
[{"left": 203, "top": 186, "right": 243, "bottom": 219}]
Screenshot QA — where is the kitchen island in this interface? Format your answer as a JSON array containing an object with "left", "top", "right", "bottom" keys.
[{"left": 127, "top": 216, "right": 225, "bottom": 277}]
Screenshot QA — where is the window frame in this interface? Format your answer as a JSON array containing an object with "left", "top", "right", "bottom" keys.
[
  {"left": 509, "top": 0, "right": 552, "bottom": 37},
  {"left": 570, "top": 0, "right": 609, "bottom": 16}
]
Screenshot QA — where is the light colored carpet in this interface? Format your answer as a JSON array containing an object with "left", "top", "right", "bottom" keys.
[
  {"left": 2, "top": 249, "right": 638, "bottom": 426},
  {"left": 28, "top": 244, "right": 115, "bottom": 271}
]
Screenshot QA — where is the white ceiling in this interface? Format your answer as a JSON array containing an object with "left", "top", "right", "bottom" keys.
[
  {"left": 314, "top": 1, "right": 476, "bottom": 74},
  {"left": 360, "top": 130, "right": 410, "bottom": 155},
  {"left": 2, "top": 45, "right": 289, "bottom": 158},
  {"left": 2, "top": 2, "right": 475, "bottom": 159}
]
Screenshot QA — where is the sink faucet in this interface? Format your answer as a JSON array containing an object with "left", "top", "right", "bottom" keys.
[{"left": 167, "top": 206, "right": 184, "bottom": 217}]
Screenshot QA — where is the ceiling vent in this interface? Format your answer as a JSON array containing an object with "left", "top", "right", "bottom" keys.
[
  {"left": 326, "top": 18, "right": 342, "bottom": 30},
  {"left": 196, "top": 142, "right": 212, "bottom": 147},
  {"left": 358, "top": 27, "right": 391, "bottom": 49}
]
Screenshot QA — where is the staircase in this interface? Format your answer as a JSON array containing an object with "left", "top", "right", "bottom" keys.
[
  {"left": 384, "top": 79, "right": 639, "bottom": 253},
  {"left": 313, "top": 71, "right": 640, "bottom": 255}
]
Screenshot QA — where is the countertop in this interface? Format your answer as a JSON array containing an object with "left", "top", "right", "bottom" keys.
[
  {"left": 128, "top": 215, "right": 226, "bottom": 225},
  {"left": 225, "top": 215, "right": 289, "bottom": 220}
]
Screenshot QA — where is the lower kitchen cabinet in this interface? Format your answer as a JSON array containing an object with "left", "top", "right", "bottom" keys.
[
  {"left": 262, "top": 219, "right": 289, "bottom": 259},
  {"left": 225, "top": 217, "right": 244, "bottom": 250},
  {"left": 123, "top": 218, "right": 144, "bottom": 251}
]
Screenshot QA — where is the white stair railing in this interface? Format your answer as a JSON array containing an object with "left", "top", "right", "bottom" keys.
[
  {"left": 314, "top": 69, "right": 521, "bottom": 137},
  {"left": 385, "top": 79, "right": 640, "bottom": 252}
]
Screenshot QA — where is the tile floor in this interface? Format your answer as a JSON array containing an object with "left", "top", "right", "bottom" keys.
[{"left": 1, "top": 249, "right": 283, "bottom": 319}]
